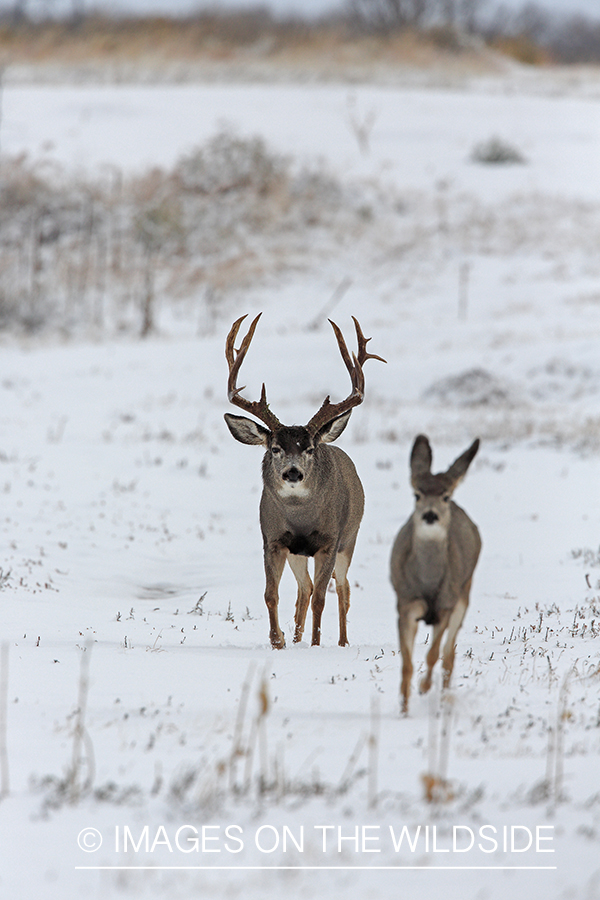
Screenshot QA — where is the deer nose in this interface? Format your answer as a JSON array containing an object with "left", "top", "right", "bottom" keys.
[
  {"left": 422, "top": 510, "right": 439, "bottom": 524},
  {"left": 283, "top": 467, "right": 303, "bottom": 483}
]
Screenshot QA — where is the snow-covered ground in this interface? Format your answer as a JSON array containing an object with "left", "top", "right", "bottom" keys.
[
  {"left": 5, "top": 81, "right": 600, "bottom": 199},
  {"left": 1, "top": 72, "right": 600, "bottom": 899}
]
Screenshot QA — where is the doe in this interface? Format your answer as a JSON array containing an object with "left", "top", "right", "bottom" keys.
[
  {"left": 224, "top": 313, "right": 384, "bottom": 649},
  {"left": 390, "top": 435, "right": 481, "bottom": 714}
]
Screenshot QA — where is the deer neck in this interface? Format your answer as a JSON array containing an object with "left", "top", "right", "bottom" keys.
[
  {"left": 411, "top": 515, "right": 449, "bottom": 592},
  {"left": 262, "top": 472, "right": 321, "bottom": 531}
]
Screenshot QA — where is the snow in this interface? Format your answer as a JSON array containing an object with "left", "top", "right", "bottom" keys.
[
  {"left": 5, "top": 82, "right": 600, "bottom": 202},
  {"left": 0, "top": 68, "right": 600, "bottom": 900}
]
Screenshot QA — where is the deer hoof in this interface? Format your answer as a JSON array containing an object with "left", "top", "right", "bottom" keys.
[{"left": 419, "top": 675, "right": 432, "bottom": 695}]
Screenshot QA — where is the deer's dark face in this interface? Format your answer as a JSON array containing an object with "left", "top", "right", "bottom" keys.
[
  {"left": 408, "top": 433, "right": 480, "bottom": 542},
  {"left": 266, "top": 426, "right": 319, "bottom": 498},
  {"left": 224, "top": 409, "right": 352, "bottom": 501},
  {"left": 412, "top": 475, "right": 453, "bottom": 540}
]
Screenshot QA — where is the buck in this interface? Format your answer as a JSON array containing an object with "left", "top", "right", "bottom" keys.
[
  {"left": 224, "top": 313, "right": 384, "bottom": 649},
  {"left": 390, "top": 435, "right": 481, "bottom": 714}
]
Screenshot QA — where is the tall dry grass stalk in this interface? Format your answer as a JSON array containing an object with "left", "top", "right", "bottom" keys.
[
  {"left": 368, "top": 694, "right": 380, "bottom": 809},
  {"left": 0, "top": 642, "right": 9, "bottom": 801},
  {"left": 69, "top": 644, "right": 94, "bottom": 803},
  {"left": 257, "top": 672, "right": 271, "bottom": 794},
  {"left": 422, "top": 687, "right": 455, "bottom": 804},
  {"left": 545, "top": 671, "right": 572, "bottom": 804},
  {"left": 229, "top": 661, "right": 257, "bottom": 794}
]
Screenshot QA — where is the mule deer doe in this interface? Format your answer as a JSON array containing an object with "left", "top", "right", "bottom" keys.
[
  {"left": 390, "top": 435, "right": 481, "bottom": 713},
  {"left": 224, "top": 313, "right": 384, "bottom": 649}
]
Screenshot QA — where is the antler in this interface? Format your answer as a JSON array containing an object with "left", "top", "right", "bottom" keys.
[
  {"left": 306, "top": 316, "right": 386, "bottom": 435},
  {"left": 225, "top": 313, "right": 282, "bottom": 432}
]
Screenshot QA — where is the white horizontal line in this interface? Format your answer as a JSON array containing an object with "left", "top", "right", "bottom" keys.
[{"left": 76, "top": 865, "right": 558, "bottom": 871}]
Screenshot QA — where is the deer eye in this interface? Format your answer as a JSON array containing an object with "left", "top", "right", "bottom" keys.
[
  {"left": 305, "top": 447, "right": 315, "bottom": 456},
  {"left": 443, "top": 495, "right": 450, "bottom": 503},
  {"left": 414, "top": 492, "right": 421, "bottom": 501},
  {"left": 271, "top": 446, "right": 282, "bottom": 455}
]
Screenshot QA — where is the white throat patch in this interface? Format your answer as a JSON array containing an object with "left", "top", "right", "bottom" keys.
[
  {"left": 277, "top": 481, "right": 310, "bottom": 499},
  {"left": 414, "top": 517, "right": 448, "bottom": 542}
]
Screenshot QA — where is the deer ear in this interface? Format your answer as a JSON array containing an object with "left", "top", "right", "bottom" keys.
[
  {"left": 410, "top": 434, "right": 432, "bottom": 487},
  {"left": 445, "top": 438, "right": 480, "bottom": 487},
  {"left": 224, "top": 413, "right": 269, "bottom": 446},
  {"left": 317, "top": 409, "right": 352, "bottom": 444}
]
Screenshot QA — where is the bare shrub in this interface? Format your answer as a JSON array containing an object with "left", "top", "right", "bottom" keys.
[
  {"left": 548, "top": 14, "right": 600, "bottom": 64},
  {"left": 483, "top": 3, "right": 600, "bottom": 65},
  {"left": 345, "top": 0, "right": 488, "bottom": 36},
  {"left": 175, "top": 133, "right": 286, "bottom": 196},
  {"left": 347, "top": 0, "right": 435, "bottom": 33},
  {"left": 0, "top": 134, "right": 373, "bottom": 337},
  {"left": 423, "top": 368, "right": 517, "bottom": 408},
  {"left": 471, "top": 136, "right": 526, "bottom": 165},
  {"left": 571, "top": 547, "right": 600, "bottom": 568}
]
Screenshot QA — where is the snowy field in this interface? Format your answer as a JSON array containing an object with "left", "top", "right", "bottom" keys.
[{"left": 1, "top": 72, "right": 600, "bottom": 899}]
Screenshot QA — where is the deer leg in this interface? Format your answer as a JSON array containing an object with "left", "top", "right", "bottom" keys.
[
  {"left": 441, "top": 595, "right": 469, "bottom": 688},
  {"left": 263, "top": 546, "right": 288, "bottom": 649},
  {"left": 311, "top": 548, "right": 336, "bottom": 646},
  {"left": 420, "top": 611, "right": 451, "bottom": 695},
  {"left": 333, "top": 549, "right": 353, "bottom": 647},
  {"left": 398, "top": 602, "right": 425, "bottom": 714},
  {"left": 287, "top": 554, "right": 313, "bottom": 643}
]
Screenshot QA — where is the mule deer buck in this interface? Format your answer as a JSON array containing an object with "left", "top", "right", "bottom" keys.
[
  {"left": 390, "top": 435, "right": 481, "bottom": 714},
  {"left": 224, "top": 313, "right": 384, "bottom": 649}
]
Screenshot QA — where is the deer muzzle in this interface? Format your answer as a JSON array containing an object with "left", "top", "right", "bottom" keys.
[{"left": 282, "top": 466, "right": 304, "bottom": 483}]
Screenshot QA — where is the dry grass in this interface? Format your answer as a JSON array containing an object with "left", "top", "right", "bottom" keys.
[
  {"left": 0, "top": 134, "right": 380, "bottom": 336},
  {"left": 2, "top": 133, "right": 599, "bottom": 343},
  {"left": 0, "top": 14, "right": 508, "bottom": 82},
  {"left": 489, "top": 34, "right": 553, "bottom": 67}
]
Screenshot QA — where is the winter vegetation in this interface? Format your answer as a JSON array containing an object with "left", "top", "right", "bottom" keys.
[
  {"left": 0, "top": 135, "right": 376, "bottom": 336},
  {"left": 0, "top": 0, "right": 599, "bottom": 75}
]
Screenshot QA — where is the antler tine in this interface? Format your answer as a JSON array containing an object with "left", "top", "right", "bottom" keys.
[
  {"left": 306, "top": 317, "right": 385, "bottom": 435},
  {"left": 225, "top": 313, "right": 282, "bottom": 431},
  {"left": 328, "top": 318, "right": 355, "bottom": 378},
  {"left": 225, "top": 314, "right": 248, "bottom": 370},
  {"left": 351, "top": 316, "right": 387, "bottom": 366},
  {"left": 226, "top": 313, "right": 260, "bottom": 400}
]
